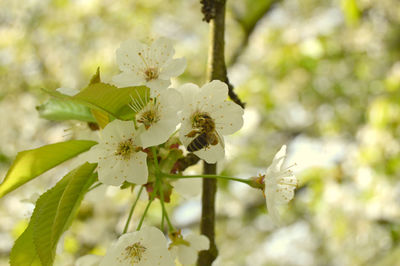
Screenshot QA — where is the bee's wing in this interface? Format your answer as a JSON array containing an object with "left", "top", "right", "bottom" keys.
[{"left": 216, "top": 131, "right": 225, "bottom": 149}]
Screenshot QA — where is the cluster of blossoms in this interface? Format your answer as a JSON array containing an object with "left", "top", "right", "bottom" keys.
[{"left": 73, "top": 37, "right": 298, "bottom": 265}]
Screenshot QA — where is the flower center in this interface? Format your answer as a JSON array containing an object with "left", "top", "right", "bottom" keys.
[
  {"left": 115, "top": 139, "right": 136, "bottom": 160},
  {"left": 123, "top": 242, "right": 147, "bottom": 264},
  {"left": 144, "top": 67, "right": 159, "bottom": 81},
  {"left": 137, "top": 99, "right": 160, "bottom": 130}
]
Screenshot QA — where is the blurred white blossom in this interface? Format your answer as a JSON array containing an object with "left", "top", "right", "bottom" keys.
[{"left": 169, "top": 232, "right": 209, "bottom": 265}]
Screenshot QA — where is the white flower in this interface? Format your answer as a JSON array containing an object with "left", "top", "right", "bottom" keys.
[
  {"left": 129, "top": 88, "right": 182, "bottom": 148},
  {"left": 177, "top": 80, "right": 244, "bottom": 163},
  {"left": 87, "top": 119, "right": 148, "bottom": 186},
  {"left": 169, "top": 233, "right": 209, "bottom": 266},
  {"left": 75, "top": 254, "right": 102, "bottom": 266},
  {"left": 100, "top": 226, "right": 175, "bottom": 266},
  {"left": 263, "top": 145, "right": 298, "bottom": 225},
  {"left": 112, "top": 37, "right": 186, "bottom": 97},
  {"left": 56, "top": 87, "right": 79, "bottom": 96}
]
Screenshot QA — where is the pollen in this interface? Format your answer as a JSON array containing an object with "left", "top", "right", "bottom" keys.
[
  {"left": 122, "top": 242, "right": 147, "bottom": 264},
  {"left": 144, "top": 67, "right": 159, "bottom": 81},
  {"left": 115, "top": 139, "right": 136, "bottom": 160},
  {"left": 136, "top": 98, "right": 161, "bottom": 130}
]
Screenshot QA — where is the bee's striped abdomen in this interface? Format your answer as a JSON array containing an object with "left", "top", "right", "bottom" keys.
[{"left": 187, "top": 132, "right": 209, "bottom": 152}]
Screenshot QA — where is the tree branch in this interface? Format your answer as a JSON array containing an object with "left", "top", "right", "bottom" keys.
[
  {"left": 229, "top": 0, "right": 281, "bottom": 67},
  {"left": 197, "top": 0, "right": 228, "bottom": 265}
]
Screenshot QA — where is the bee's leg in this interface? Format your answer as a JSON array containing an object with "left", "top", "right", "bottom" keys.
[
  {"left": 210, "top": 134, "right": 219, "bottom": 146},
  {"left": 185, "top": 130, "right": 200, "bottom": 138}
]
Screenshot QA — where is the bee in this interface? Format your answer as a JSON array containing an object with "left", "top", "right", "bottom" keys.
[{"left": 185, "top": 113, "right": 224, "bottom": 152}]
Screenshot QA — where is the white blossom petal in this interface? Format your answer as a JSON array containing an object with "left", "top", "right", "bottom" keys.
[
  {"left": 146, "top": 79, "right": 171, "bottom": 97},
  {"left": 186, "top": 234, "right": 210, "bottom": 251},
  {"left": 116, "top": 39, "right": 147, "bottom": 72},
  {"left": 267, "top": 145, "right": 287, "bottom": 174},
  {"left": 213, "top": 101, "right": 244, "bottom": 135},
  {"left": 159, "top": 58, "right": 186, "bottom": 79},
  {"left": 149, "top": 37, "right": 175, "bottom": 65},
  {"left": 56, "top": 87, "right": 79, "bottom": 96},
  {"left": 125, "top": 151, "right": 148, "bottom": 185},
  {"left": 100, "top": 226, "right": 174, "bottom": 266},
  {"left": 112, "top": 71, "right": 146, "bottom": 88},
  {"left": 170, "top": 233, "right": 209, "bottom": 266},
  {"left": 193, "top": 139, "right": 225, "bottom": 164},
  {"left": 262, "top": 145, "right": 297, "bottom": 226},
  {"left": 75, "top": 254, "right": 102, "bottom": 266},
  {"left": 199, "top": 80, "right": 228, "bottom": 105},
  {"left": 266, "top": 195, "right": 281, "bottom": 225},
  {"left": 176, "top": 83, "right": 200, "bottom": 114},
  {"left": 177, "top": 245, "right": 197, "bottom": 265}
]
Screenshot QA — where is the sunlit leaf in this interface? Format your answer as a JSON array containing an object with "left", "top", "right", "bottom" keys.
[
  {"left": 341, "top": 0, "right": 360, "bottom": 26},
  {"left": 0, "top": 140, "right": 97, "bottom": 198},
  {"left": 43, "top": 83, "right": 149, "bottom": 121},
  {"left": 32, "top": 163, "right": 97, "bottom": 266},
  {"left": 91, "top": 109, "right": 109, "bottom": 128},
  {"left": 10, "top": 163, "right": 97, "bottom": 266},
  {"left": 36, "top": 98, "right": 96, "bottom": 122},
  {"left": 88, "top": 67, "right": 101, "bottom": 85},
  {"left": 9, "top": 225, "right": 41, "bottom": 266}
]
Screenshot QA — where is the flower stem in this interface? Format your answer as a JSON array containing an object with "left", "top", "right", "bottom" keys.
[
  {"left": 123, "top": 186, "right": 144, "bottom": 234},
  {"left": 88, "top": 182, "right": 102, "bottom": 192},
  {"left": 136, "top": 196, "right": 154, "bottom": 231},
  {"left": 163, "top": 173, "right": 255, "bottom": 187},
  {"left": 159, "top": 187, "right": 174, "bottom": 232}
]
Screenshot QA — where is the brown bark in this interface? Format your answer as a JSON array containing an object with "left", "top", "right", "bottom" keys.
[{"left": 197, "top": 0, "right": 227, "bottom": 265}]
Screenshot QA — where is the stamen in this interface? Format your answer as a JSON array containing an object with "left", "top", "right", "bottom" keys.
[{"left": 122, "top": 242, "right": 147, "bottom": 264}]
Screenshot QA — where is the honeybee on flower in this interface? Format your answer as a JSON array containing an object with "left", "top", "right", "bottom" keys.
[{"left": 177, "top": 80, "right": 244, "bottom": 163}]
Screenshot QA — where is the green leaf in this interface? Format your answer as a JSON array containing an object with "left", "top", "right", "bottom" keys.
[
  {"left": 88, "top": 67, "right": 101, "bottom": 85},
  {"left": 91, "top": 109, "right": 109, "bottom": 129},
  {"left": 9, "top": 226, "right": 41, "bottom": 266},
  {"left": 36, "top": 98, "right": 96, "bottom": 122},
  {"left": 0, "top": 140, "right": 97, "bottom": 198},
  {"left": 341, "top": 0, "right": 360, "bottom": 26},
  {"left": 43, "top": 83, "right": 149, "bottom": 121},
  {"left": 10, "top": 163, "right": 97, "bottom": 266}
]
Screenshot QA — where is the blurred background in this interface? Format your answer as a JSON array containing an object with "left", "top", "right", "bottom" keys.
[{"left": 1, "top": 0, "right": 400, "bottom": 265}]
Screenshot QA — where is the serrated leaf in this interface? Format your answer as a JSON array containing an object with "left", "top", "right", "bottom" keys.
[
  {"left": 73, "top": 83, "right": 149, "bottom": 120},
  {"left": 0, "top": 140, "right": 97, "bottom": 198},
  {"left": 88, "top": 67, "right": 101, "bottom": 85},
  {"left": 9, "top": 171, "right": 72, "bottom": 266},
  {"left": 31, "top": 163, "right": 97, "bottom": 266},
  {"left": 36, "top": 98, "right": 96, "bottom": 122},
  {"left": 43, "top": 83, "right": 149, "bottom": 121},
  {"left": 9, "top": 225, "right": 41, "bottom": 266},
  {"left": 10, "top": 163, "right": 96, "bottom": 266}
]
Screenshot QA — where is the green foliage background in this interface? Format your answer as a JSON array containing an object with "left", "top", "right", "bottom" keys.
[{"left": 0, "top": 0, "right": 399, "bottom": 265}]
